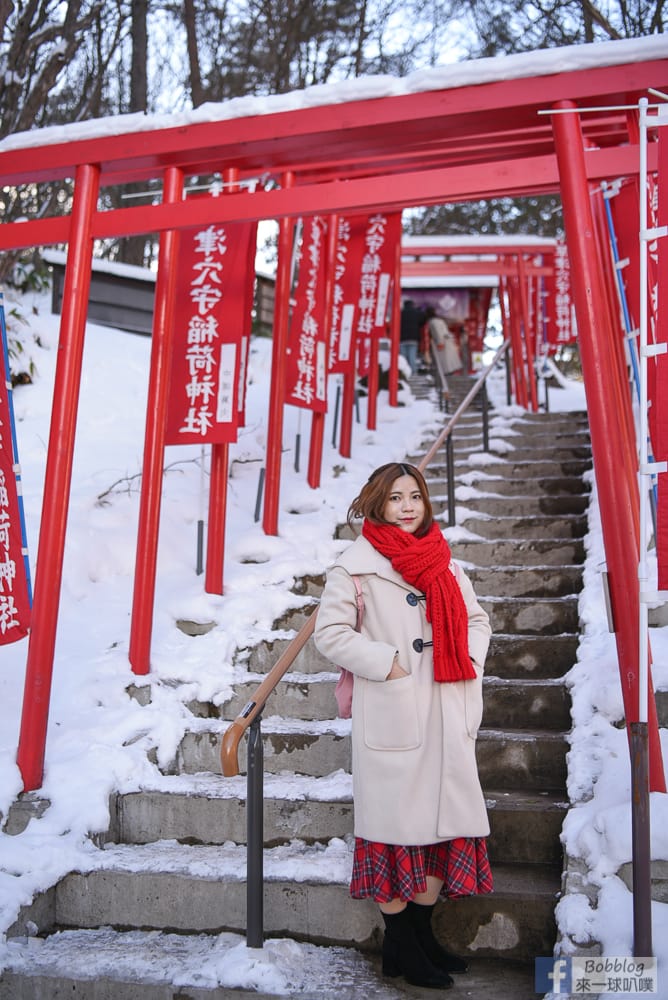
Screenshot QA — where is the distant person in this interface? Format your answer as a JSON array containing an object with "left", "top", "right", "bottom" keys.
[
  {"left": 399, "top": 299, "right": 425, "bottom": 374},
  {"left": 425, "top": 306, "right": 463, "bottom": 376},
  {"left": 314, "top": 462, "right": 493, "bottom": 990}
]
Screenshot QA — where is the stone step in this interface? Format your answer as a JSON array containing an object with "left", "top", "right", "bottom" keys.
[
  {"left": 433, "top": 474, "right": 590, "bottom": 498},
  {"left": 273, "top": 595, "right": 578, "bottom": 636},
  {"left": 240, "top": 628, "right": 580, "bottom": 678},
  {"left": 482, "top": 677, "right": 571, "bottom": 730},
  {"left": 438, "top": 458, "right": 593, "bottom": 478},
  {"left": 0, "top": 939, "right": 539, "bottom": 1000},
  {"left": 277, "top": 564, "right": 582, "bottom": 600},
  {"left": 109, "top": 781, "right": 565, "bottom": 867},
  {"left": 449, "top": 537, "right": 585, "bottom": 567},
  {"left": 445, "top": 431, "right": 591, "bottom": 453},
  {"left": 480, "top": 596, "right": 579, "bottom": 634},
  {"left": 281, "top": 562, "right": 584, "bottom": 601},
  {"left": 419, "top": 408, "right": 590, "bottom": 431},
  {"left": 458, "top": 513, "right": 587, "bottom": 539},
  {"left": 439, "top": 493, "right": 589, "bottom": 518},
  {"left": 484, "top": 445, "right": 592, "bottom": 462},
  {"left": 9, "top": 843, "right": 560, "bottom": 961},
  {"left": 170, "top": 722, "right": 567, "bottom": 790},
  {"left": 476, "top": 728, "right": 568, "bottom": 791},
  {"left": 337, "top": 510, "right": 589, "bottom": 542},
  {"left": 490, "top": 409, "right": 589, "bottom": 425},
  {"left": 487, "top": 634, "right": 579, "bottom": 679},
  {"left": 194, "top": 672, "right": 570, "bottom": 730},
  {"left": 466, "top": 565, "right": 583, "bottom": 599}
]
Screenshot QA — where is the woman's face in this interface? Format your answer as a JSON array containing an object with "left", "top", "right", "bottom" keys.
[{"left": 382, "top": 475, "right": 425, "bottom": 534}]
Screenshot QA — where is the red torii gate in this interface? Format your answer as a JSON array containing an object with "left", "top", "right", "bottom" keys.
[
  {"left": 0, "top": 36, "right": 666, "bottom": 801},
  {"left": 400, "top": 235, "right": 563, "bottom": 407}
]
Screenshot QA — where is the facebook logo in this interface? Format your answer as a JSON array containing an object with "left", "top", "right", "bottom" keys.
[{"left": 535, "top": 957, "right": 572, "bottom": 993}]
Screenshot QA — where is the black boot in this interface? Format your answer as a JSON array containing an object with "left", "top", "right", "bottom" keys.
[
  {"left": 381, "top": 908, "right": 454, "bottom": 989},
  {"left": 407, "top": 901, "right": 469, "bottom": 974}
]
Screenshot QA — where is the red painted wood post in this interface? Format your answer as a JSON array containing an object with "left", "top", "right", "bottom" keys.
[
  {"left": 129, "top": 166, "right": 184, "bottom": 674},
  {"left": 508, "top": 273, "right": 528, "bottom": 408},
  {"left": 366, "top": 335, "right": 380, "bottom": 431},
  {"left": 307, "top": 411, "right": 325, "bottom": 488},
  {"left": 552, "top": 100, "right": 665, "bottom": 792},
  {"left": 263, "top": 172, "right": 295, "bottom": 535},
  {"left": 339, "top": 367, "right": 355, "bottom": 459},
  {"left": 516, "top": 255, "right": 538, "bottom": 411},
  {"left": 498, "top": 277, "right": 517, "bottom": 404},
  {"left": 16, "top": 163, "right": 100, "bottom": 791},
  {"left": 205, "top": 167, "right": 239, "bottom": 593}
]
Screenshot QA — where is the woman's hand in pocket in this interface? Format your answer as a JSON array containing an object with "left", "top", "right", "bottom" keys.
[{"left": 386, "top": 655, "right": 409, "bottom": 680}]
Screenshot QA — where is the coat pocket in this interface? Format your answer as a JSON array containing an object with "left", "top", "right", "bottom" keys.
[
  {"left": 363, "top": 674, "right": 421, "bottom": 751},
  {"left": 463, "top": 672, "right": 484, "bottom": 739}
]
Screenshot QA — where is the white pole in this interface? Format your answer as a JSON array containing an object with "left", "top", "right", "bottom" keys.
[{"left": 638, "top": 97, "right": 649, "bottom": 726}]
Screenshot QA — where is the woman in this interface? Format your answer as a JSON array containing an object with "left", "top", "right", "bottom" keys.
[
  {"left": 426, "top": 306, "right": 463, "bottom": 376},
  {"left": 313, "top": 462, "right": 492, "bottom": 990}
]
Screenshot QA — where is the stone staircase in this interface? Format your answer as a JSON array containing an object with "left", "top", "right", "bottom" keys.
[{"left": 1, "top": 378, "right": 593, "bottom": 999}]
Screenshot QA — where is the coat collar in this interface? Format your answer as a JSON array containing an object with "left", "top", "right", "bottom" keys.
[{"left": 336, "top": 534, "right": 414, "bottom": 590}]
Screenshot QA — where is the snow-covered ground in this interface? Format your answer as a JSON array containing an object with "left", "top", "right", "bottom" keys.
[{"left": 0, "top": 285, "right": 667, "bottom": 995}]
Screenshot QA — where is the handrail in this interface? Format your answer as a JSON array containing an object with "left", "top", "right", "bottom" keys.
[
  {"left": 221, "top": 611, "right": 317, "bottom": 776},
  {"left": 221, "top": 337, "right": 511, "bottom": 778},
  {"left": 418, "top": 338, "right": 510, "bottom": 472}
]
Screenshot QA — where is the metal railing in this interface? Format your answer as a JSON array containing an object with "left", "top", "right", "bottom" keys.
[{"left": 220, "top": 338, "right": 510, "bottom": 948}]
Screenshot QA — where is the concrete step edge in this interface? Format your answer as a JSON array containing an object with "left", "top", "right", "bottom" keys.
[
  {"left": 22, "top": 842, "right": 560, "bottom": 899},
  {"left": 173, "top": 716, "right": 569, "bottom": 741},
  {"left": 0, "top": 928, "right": 432, "bottom": 1000},
  {"left": 112, "top": 774, "right": 568, "bottom": 811},
  {"left": 0, "top": 947, "right": 538, "bottom": 1000}
]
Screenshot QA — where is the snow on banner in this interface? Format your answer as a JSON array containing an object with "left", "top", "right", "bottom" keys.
[
  {"left": 0, "top": 294, "right": 31, "bottom": 644},
  {"left": 165, "top": 220, "right": 257, "bottom": 445}
]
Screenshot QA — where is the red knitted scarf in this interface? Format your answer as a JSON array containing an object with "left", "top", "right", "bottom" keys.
[{"left": 362, "top": 519, "right": 475, "bottom": 683}]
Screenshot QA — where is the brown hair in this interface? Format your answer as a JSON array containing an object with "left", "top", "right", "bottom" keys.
[{"left": 347, "top": 462, "right": 433, "bottom": 537}]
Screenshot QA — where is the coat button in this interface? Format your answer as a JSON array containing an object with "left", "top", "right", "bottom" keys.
[
  {"left": 412, "top": 638, "right": 433, "bottom": 652},
  {"left": 406, "top": 592, "right": 425, "bottom": 606}
]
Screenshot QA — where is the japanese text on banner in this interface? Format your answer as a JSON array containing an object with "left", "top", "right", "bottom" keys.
[
  {"left": 544, "top": 240, "right": 576, "bottom": 350},
  {"left": 355, "top": 212, "right": 401, "bottom": 377},
  {"left": 0, "top": 300, "right": 31, "bottom": 644},
  {"left": 285, "top": 216, "right": 329, "bottom": 412},
  {"left": 165, "top": 220, "right": 256, "bottom": 446}
]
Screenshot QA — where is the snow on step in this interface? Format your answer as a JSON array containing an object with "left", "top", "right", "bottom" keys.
[{"left": 1, "top": 927, "right": 397, "bottom": 998}]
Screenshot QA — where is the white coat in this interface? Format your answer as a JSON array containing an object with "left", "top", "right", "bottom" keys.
[
  {"left": 313, "top": 534, "right": 491, "bottom": 845},
  {"left": 429, "top": 315, "right": 462, "bottom": 375}
]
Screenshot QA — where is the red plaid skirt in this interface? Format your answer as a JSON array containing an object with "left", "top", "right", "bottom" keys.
[{"left": 350, "top": 836, "right": 493, "bottom": 903}]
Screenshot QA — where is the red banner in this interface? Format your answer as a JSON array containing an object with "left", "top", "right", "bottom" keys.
[
  {"left": 469, "top": 287, "right": 493, "bottom": 356},
  {"left": 285, "top": 216, "right": 329, "bottom": 412},
  {"left": 355, "top": 212, "right": 402, "bottom": 377},
  {"left": 0, "top": 299, "right": 31, "bottom": 644},
  {"left": 544, "top": 241, "right": 576, "bottom": 351},
  {"left": 656, "top": 130, "right": 668, "bottom": 589},
  {"left": 328, "top": 216, "right": 368, "bottom": 374},
  {"left": 237, "top": 229, "right": 257, "bottom": 429},
  {"left": 165, "top": 220, "right": 257, "bottom": 445}
]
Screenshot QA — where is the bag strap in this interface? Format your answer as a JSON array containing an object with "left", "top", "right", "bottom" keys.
[{"left": 351, "top": 575, "right": 364, "bottom": 631}]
